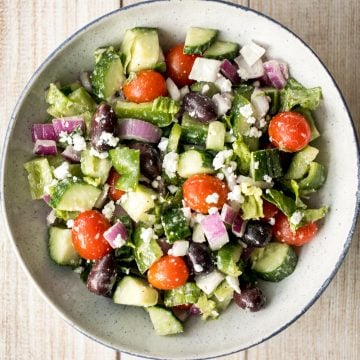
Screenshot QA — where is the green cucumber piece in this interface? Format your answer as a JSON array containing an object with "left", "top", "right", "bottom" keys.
[
  {"left": 263, "top": 87, "right": 280, "bottom": 115},
  {"left": 91, "top": 47, "right": 125, "bottom": 100},
  {"left": 164, "top": 282, "right": 201, "bottom": 307},
  {"left": 80, "top": 148, "right": 112, "bottom": 184},
  {"left": 190, "top": 81, "right": 220, "bottom": 98},
  {"left": 213, "top": 280, "right": 234, "bottom": 312},
  {"left": 167, "top": 123, "right": 182, "bottom": 153},
  {"left": 206, "top": 121, "right": 226, "bottom": 151},
  {"left": 233, "top": 84, "right": 254, "bottom": 101},
  {"left": 177, "top": 149, "right": 214, "bottom": 178},
  {"left": 216, "top": 243, "right": 242, "bottom": 277},
  {"left": 147, "top": 306, "right": 183, "bottom": 336},
  {"left": 109, "top": 147, "right": 140, "bottom": 191},
  {"left": 295, "top": 107, "right": 320, "bottom": 141},
  {"left": 250, "top": 242, "right": 298, "bottom": 282},
  {"left": 249, "top": 149, "right": 283, "bottom": 182},
  {"left": 203, "top": 40, "right": 240, "bottom": 60},
  {"left": 161, "top": 207, "right": 191, "bottom": 243},
  {"left": 232, "top": 137, "right": 251, "bottom": 175},
  {"left": 181, "top": 114, "right": 209, "bottom": 145},
  {"left": 284, "top": 145, "right": 319, "bottom": 180},
  {"left": 113, "top": 276, "right": 158, "bottom": 306},
  {"left": 24, "top": 158, "right": 53, "bottom": 199},
  {"left": 298, "top": 162, "right": 326, "bottom": 191},
  {"left": 115, "top": 97, "right": 180, "bottom": 127},
  {"left": 184, "top": 27, "right": 218, "bottom": 54},
  {"left": 120, "top": 184, "right": 156, "bottom": 222},
  {"left": 133, "top": 223, "right": 163, "bottom": 273},
  {"left": 49, "top": 227, "right": 80, "bottom": 266},
  {"left": 49, "top": 179, "right": 101, "bottom": 211}
]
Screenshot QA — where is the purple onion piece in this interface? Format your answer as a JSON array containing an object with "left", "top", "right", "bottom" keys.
[
  {"left": 43, "top": 194, "right": 51, "bottom": 205},
  {"left": 220, "top": 59, "right": 241, "bottom": 84},
  {"left": 232, "top": 216, "right": 247, "bottom": 237},
  {"left": 117, "top": 118, "right": 162, "bottom": 143},
  {"left": 279, "top": 62, "right": 289, "bottom": 80},
  {"left": 33, "top": 139, "right": 57, "bottom": 156},
  {"left": 220, "top": 204, "right": 238, "bottom": 225},
  {"left": 190, "top": 305, "right": 201, "bottom": 316},
  {"left": 200, "top": 213, "right": 229, "bottom": 251},
  {"left": 263, "top": 60, "right": 287, "bottom": 89},
  {"left": 61, "top": 145, "right": 81, "bottom": 163},
  {"left": 103, "top": 221, "right": 128, "bottom": 249},
  {"left": 52, "top": 116, "right": 85, "bottom": 136},
  {"left": 31, "top": 123, "right": 57, "bottom": 142}
]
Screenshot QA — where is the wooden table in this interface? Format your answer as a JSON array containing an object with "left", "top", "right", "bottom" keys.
[{"left": 0, "top": 1, "right": 359, "bottom": 359}]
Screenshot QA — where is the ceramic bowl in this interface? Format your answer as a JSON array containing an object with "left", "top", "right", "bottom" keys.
[{"left": 1, "top": 1, "right": 359, "bottom": 359}]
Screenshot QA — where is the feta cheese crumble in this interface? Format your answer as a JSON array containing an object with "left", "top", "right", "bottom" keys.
[
  {"left": 102, "top": 201, "right": 115, "bottom": 221},
  {"left": 290, "top": 211, "right": 303, "bottom": 225},
  {"left": 239, "top": 104, "right": 254, "bottom": 118},
  {"left": 167, "top": 185, "right": 179, "bottom": 194},
  {"left": 206, "top": 192, "right": 220, "bottom": 204},
  {"left": 214, "top": 74, "right": 232, "bottom": 93},
  {"left": 246, "top": 126, "right": 262, "bottom": 138},
  {"left": 268, "top": 217, "right": 276, "bottom": 226},
  {"left": 162, "top": 151, "right": 179, "bottom": 178},
  {"left": 263, "top": 175, "right": 273, "bottom": 183},
  {"left": 208, "top": 207, "right": 219, "bottom": 215},
  {"left": 72, "top": 133, "right": 87, "bottom": 151},
  {"left": 53, "top": 162, "right": 71, "bottom": 180},
  {"left": 227, "top": 185, "right": 244, "bottom": 203},
  {"left": 140, "top": 227, "right": 158, "bottom": 244},
  {"left": 90, "top": 147, "right": 109, "bottom": 159},
  {"left": 157, "top": 137, "right": 169, "bottom": 152},
  {"left": 66, "top": 219, "right": 74, "bottom": 228},
  {"left": 97, "top": 131, "right": 119, "bottom": 148},
  {"left": 113, "top": 234, "right": 126, "bottom": 248},
  {"left": 212, "top": 93, "right": 231, "bottom": 115},
  {"left": 213, "top": 149, "right": 233, "bottom": 170}
]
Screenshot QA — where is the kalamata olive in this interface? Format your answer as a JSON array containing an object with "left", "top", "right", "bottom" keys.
[
  {"left": 233, "top": 285, "right": 266, "bottom": 312},
  {"left": 128, "top": 143, "right": 161, "bottom": 180},
  {"left": 157, "top": 238, "right": 172, "bottom": 255},
  {"left": 242, "top": 220, "right": 272, "bottom": 247},
  {"left": 86, "top": 253, "right": 117, "bottom": 296},
  {"left": 90, "top": 103, "right": 118, "bottom": 151},
  {"left": 182, "top": 92, "right": 217, "bottom": 123},
  {"left": 187, "top": 243, "right": 214, "bottom": 275}
]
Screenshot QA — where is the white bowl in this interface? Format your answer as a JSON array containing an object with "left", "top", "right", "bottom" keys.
[{"left": 1, "top": 1, "right": 359, "bottom": 359}]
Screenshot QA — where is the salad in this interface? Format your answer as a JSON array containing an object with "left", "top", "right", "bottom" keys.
[{"left": 24, "top": 26, "right": 328, "bottom": 335}]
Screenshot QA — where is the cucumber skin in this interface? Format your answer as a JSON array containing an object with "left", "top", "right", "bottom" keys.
[
  {"left": 181, "top": 114, "right": 209, "bottom": 145},
  {"left": 147, "top": 306, "right": 183, "bottom": 336},
  {"left": 184, "top": 27, "right": 218, "bottom": 55},
  {"left": 252, "top": 244, "right": 298, "bottom": 282},
  {"left": 203, "top": 41, "right": 240, "bottom": 61},
  {"left": 161, "top": 207, "right": 191, "bottom": 243}
]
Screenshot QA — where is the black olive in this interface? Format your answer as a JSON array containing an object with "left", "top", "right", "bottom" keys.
[
  {"left": 187, "top": 243, "right": 214, "bottom": 275},
  {"left": 242, "top": 220, "right": 272, "bottom": 247},
  {"left": 182, "top": 92, "right": 217, "bottom": 123},
  {"left": 233, "top": 285, "right": 266, "bottom": 312}
]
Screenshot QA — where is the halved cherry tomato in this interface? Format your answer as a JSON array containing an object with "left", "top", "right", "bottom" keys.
[
  {"left": 107, "top": 168, "right": 125, "bottom": 201},
  {"left": 268, "top": 111, "right": 311, "bottom": 152},
  {"left": 123, "top": 70, "right": 167, "bottom": 103},
  {"left": 182, "top": 174, "right": 229, "bottom": 214},
  {"left": 165, "top": 44, "right": 198, "bottom": 87},
  {"left": 262, "top": 200, "right": 279, "bottom": 220},
  {"left": 147, "top": 255, "right": 189, "bottom": 290},
  {"left": 273, "top": 212, "right": 318, "bottom": 246},
  {"left": 72, "top": 210, "right": 111, "bottom": 260}
]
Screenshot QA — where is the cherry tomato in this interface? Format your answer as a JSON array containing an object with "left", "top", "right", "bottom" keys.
[
  {"left": 72, "top": 210, "right": 112, "bottom": 260},
  {"left": 268, "top": 111, "right": 311, "bottom": 152},
  {"left": 273, "top": 212, "right": 318, "bottom": 246},
  {"left": 262, "top": 200, "right": 279, "bottom": 220},
  {"left": 147, "top": 255, "right": 189, "bottom": 290},
  {"left": 123, "top": 70, "right": 167, "bottom": 103},
  {"left": 107, "top": 168, "right": 125, "bottom": 201},
  {"left": 182, "top": 174, "right": 229, "bottom": 214},
  {"left": 165, "top": 44, "right": 198, "bottom": 88}
]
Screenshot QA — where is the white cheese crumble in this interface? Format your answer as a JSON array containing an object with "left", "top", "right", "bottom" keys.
[
  {"left": 213, "top": 149, "right": 233, "bottom": 170},
  {"left": 162, "top": 151, "right": 179, "bottom": 178},
  {"left": 102, "top": 200, "right": 115, "bottom": 220},
  {"left": 208, "top": 207, "right": 219, "bottom": 215},
  {"left": 140, "top": 227, "right": 158, "bottom": 244},
  {"left": 240, "top": 41, "right": 266, "bottom": 67},
  {"left": 113, "top": 234, "right": 126, "bottom": 248},
  {"left": 268, "top": 217, "right": 276, "bottom": 226},
  {"left": 246, "top": 126, "right": 262, "bottom": 138},
  {"left": 206, "top": 192, "right": 220, "bottom": 204},
  {"left": 194, "top": 264, "right": 204, "bottom": 272},
  {"left": 66, "top": 219, "right": 74, "bottom": 228},
  {"left": 97, "top": 132, "right": 119, "bottom": 148},
  {"left": 246, "top": 116, "right": 257, "bottom": 124},
  {"left": 216, "top": 172, "right": 225, "bottom": 180},
  {"left": 212, "top": 93, "right": 232, "bottom": 116},
  {"left": 239, "top": 104, "right": 254, "bottom": 118},
  {"left": 46, "top": 210, "right": 56, "bottom": 225},
  {"left": 171, "top": 240, "right": 189, "bottom": 256},
  {"left": 58, "top": 131, "right": 72, "bottom": 146},
  {"left": 167, "top": 185, "right": 179, "bottom": 194},
  {"left": 157, "top": 137, "right": 169, "bottom": 152},
  {"left": 214, "top": 74, "right": 232, "bottom": 93},
  {"left": 53, "top": 162, "right": 71, "bottom": 180},
  {"left": 227, "top": 185, "right": 244, "bottom": 203},
  {"left": 290, "top": 211, "right": 303, "bottom": 225},
  {"left": 253, "top": 161, "right": 260, "bottom": 170},
  {"left": 222, "top": 166, "right": 237, "bottom": 190},
  {"left": 90, "top": 147, "right": 109, "bottom": 159},
  {"left": 72, "top": 133, "right": 87, "bottom": 151},
  {"left": 151, "top": 180, "right": 159, "bottom": 189},
  {"left": 258, "top": 118, "right": 267, "bottom": 128},
  {"left": 263, "top": 175, "right": 273, "bottom": 183}
]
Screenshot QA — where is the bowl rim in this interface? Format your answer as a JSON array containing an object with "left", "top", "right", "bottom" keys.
[{"left": 1, "top": 0, "right": 359, "bottom": 358}]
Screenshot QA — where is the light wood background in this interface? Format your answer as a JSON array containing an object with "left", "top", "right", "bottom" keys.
[{"left": 0, "top": 1, "right": 359, "bottom": 359}]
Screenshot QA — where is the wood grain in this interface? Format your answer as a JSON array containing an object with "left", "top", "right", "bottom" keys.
[{"left": 0, "top": 1, "right": 358, "bottom": 359}]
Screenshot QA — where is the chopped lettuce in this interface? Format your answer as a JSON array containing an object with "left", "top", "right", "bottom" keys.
[
  {"left": 232, "top": 137, "right": 251, "bottom": 175},
  {"left": 164, "top": 283, "right": 201, "bottom": 307},
  {"left": 213, "top": 280, "right": 234, "bottom": 312},
  {"left": 216, "top": 243, "right": 242, "bottom": 277},
  {"left": 240, "top": 182, "right": 263, "bottom": 220},
  {"left": 195, "top": 293, "right": 219, "bottom": 320},
  {"left": 263, "top": 188, "right": 297, "bottom": 217}
]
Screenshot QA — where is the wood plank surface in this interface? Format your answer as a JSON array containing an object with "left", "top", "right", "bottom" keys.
[{"left": 0, "top": 1, "right": 358, "bottom": 360}]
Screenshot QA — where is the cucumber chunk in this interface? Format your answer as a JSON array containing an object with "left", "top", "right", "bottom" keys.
[
  {"left": 298, "top": 162, "right": 326, "bottom": 191},
  {"left": 80, "top": 148, "right": 112, "bottom": 184},
  {"left": 295, "top": 107, "right": 320, "bottom": 141},
  {"left": 178, "top": 149, "right": 214, "bottom": 178},
  {"left": 49, "top": 227, "right": 80, "bottom": 266},
  {"left": 181, "top": 114, "right": 209, "bottom": 145},
  {"left": 50, "top": 179, "right": 101, "bottom": 211},
  {"left": 250, "top": 242, "right": 298, "bottom": 282},
  {"left": 206, "top": 121, "right": 226, "bottom": 151},
  {"left": 190, "top": 81, "right": 220, "bottom": 98},
  {"left": 285, "top": 145, "right": 319, "bottom": 180},
  {"left": 167, "top": 123, "right": 182, "bottom": 153},
  {"left": 147, "top": 306, "right": 183, "bottom": 336},
  {"left": 249, "top": 149, "right": 283, "bottom": 182},
  {"left": 161, "top": 207, "right": 191, "bottom": 243},
  {"left": 113, "top": 276, "right": 158, "bottom": 306},
  {"left": 263, "top": 87, "right": 280, "bottom": 115},
  {"left": 24, "top": 158, "right": 53, "bottom": 199},
  {"left": 203, "top": 40, "right": 240, "bottom": 60},
  {"left": 184, "top": 27, "right": 218, "bottom": 54}
]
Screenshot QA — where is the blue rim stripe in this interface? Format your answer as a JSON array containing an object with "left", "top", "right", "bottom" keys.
[{"left": 1, "top": 0, "right": 359, "bottom": 359}]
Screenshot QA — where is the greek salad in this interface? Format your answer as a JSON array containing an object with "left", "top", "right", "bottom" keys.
[{"left": 24, "top": 26, "right": 328, "bottom": 335}]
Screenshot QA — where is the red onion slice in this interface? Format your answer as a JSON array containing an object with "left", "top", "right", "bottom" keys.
[
  {"left": 33, "top": 140, "right": 57, "bottom": 156},
  {"left": 103, "top": 221, "right": 128, "bottom": 249},
  {"left": 263, "top": 60, "right": 287, "bottom": 89},
  {"left": 61, "top": 145, "right": 81, "bottom": 163},
  {"left": 232, "top": 216, "right": 247, "bottom": 238},
  {"left": 220, "top": 59, "right": 241, "bottom": 84},
  {"left": 117, "top": 118, "right": 162, "bottom": 143},
  {"left": 200, "top": 213, "right": 229, "bottom": 250},
  {"left": 52, "top": 116, "right": 85, "bottom": 136},
  {"left": 220, "top": 204, "right": 238, "bottom": 225},
  {"left": 31, "top": 123, "right": 57, "bottom": 142},
  {"left": 43, "top": 194, "right": 51, "bottom": 205}
]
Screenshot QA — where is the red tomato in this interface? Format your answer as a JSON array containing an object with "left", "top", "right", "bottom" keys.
[
  {"left": 72, "top": 210, "right": 112, "bottom": 260},
  {"left": 273, "top": 212, "right": 318, "bottom": 246},
  {"left": 268, "top": 111, "right": 311, "bottom": 152},
  {"left": 147, "top": 255, "right": 189, "bottom": 290},
  {"left": 165, "top": 44, "right": 198, "bottom": 87},
  {"left": 182, "top": 174, "right": 229, "bottom": 214},
  {"left": 107, "top": 168, "right": 125, "bottom": 201},
  {"left": 262, "top": 200, "right": 279, "bottom": 220},
  {"left": 123, "top": 70, "right": 167, "bottom": 103}
]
